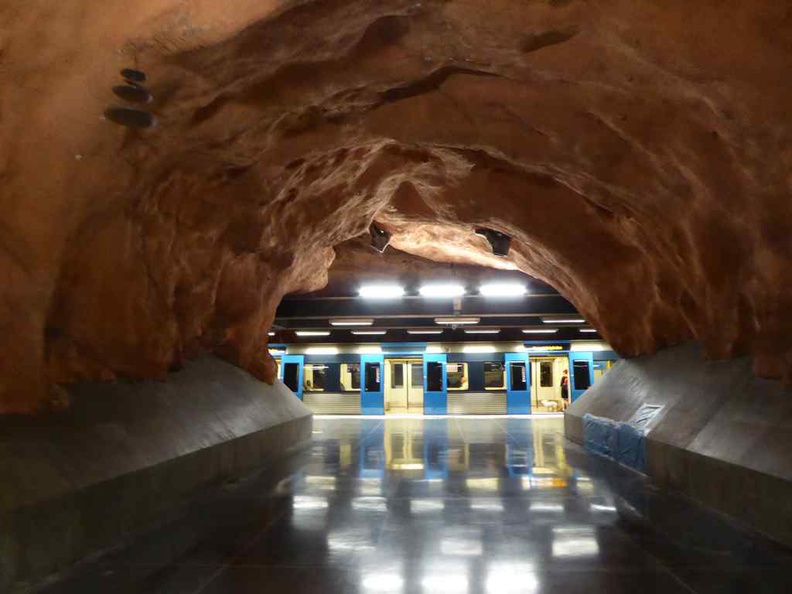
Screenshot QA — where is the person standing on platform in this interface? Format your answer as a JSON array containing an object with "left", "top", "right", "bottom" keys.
[{"left": 561, "top": 369, "right": 570, "bottom": 410}]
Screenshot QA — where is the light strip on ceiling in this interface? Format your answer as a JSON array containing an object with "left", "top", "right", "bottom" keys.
[
  {"left": 407, "top": 329, "right": 443, "bottom": 335},
  {"left": 523, "top": 329, "right": 559, "bottom": 334},
  {"left": 541, "top": 316, "right": 585, "bottom": 324},
  {"left": 579, "top": 328, "right": 598, "bottom": 333},
  {"left": 358, "top": 284, "right": 405, "bottom": 299},
  {"left": 268, "top": 332, "right": 275, "bottom": 336},
  {"left": 419, "top": 284, "right": 466, "bottom": 298},
  {"left": 464, "top": 329, "right": 500, "bottom": 334},
  {"left": 479, "top": 283, "right": 527, "bottom": 298},
  {"left": 434, "top": 317, "right": 480, "bottom": 325},
  {"left": 329, "top": 318, "right": 374, "bottom": 326},
  {"left": 463, "top": 345, "right": 497, "bottom": 353},
  {"left": 305, "top": 347, "right": 339, "bottom": 355},
  {"left": 295, "top": 330, "right": 331, "bottom": 337},
  {"left": 351, "top": 330, "right": 387, "bottom": 335}
]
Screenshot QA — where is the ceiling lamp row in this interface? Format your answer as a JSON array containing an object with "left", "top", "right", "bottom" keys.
[
  {"left": 291, "top": 327, "right": 598, "bottom": 337},
  {"left": 358, "top": 282, "right": 528, "bottom": 299}
]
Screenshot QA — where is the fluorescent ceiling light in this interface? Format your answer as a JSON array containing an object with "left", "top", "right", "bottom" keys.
[
  {"left": 295, "top": 330, "right": 331, "bottom": 337},
  {"left": 268, "top": 331, "right": 275, "bottom": 336},
  {"left": 579, "top": 328, "right": 598, "bottom": 333},
  {"left": 434, "top": 317, "right": 480, "bottom": 325},
  {"left": 419, "top": 283, "right": 465, "bottom": 298},
  {"left": 465, "top": 329, "right": 500, "bottom": 334},
  {"left": 305, "top": 347, "right": 339, "bottom": 355},
  {"left": 357, "top": 346, "right": 383, "bottom": 354},
  {"left": 523, "top": 329, "right": 559, "bottom": 334},
  {"left": 541, "top": 316, "right": 585, "bottom": 324},
  {"left": 351, "top": 330, "right": 387, "bottom": 335},
  {"left": 358, "top": 284, "right": 404, "bottom": 299},
  {"left": 479, "top": 282, "right": 527, "bottom": 297},
  {"left": 463, "top": 345, "right": 497, "bottom": 353},
  {"left": 329, "top": 318, "right": 373, "bottom": 327},
  {"left": 407, "top": 329, "right": 443, "bottom": 335}
]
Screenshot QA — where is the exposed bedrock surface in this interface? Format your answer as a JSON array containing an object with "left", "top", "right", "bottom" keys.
[{"left": 1, "top": 0, "right": 790, "bottom": 412}]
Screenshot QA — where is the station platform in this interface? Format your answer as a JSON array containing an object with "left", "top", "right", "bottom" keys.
[{"left": 40, "top": 416, "right": 792, "bottom": 593}]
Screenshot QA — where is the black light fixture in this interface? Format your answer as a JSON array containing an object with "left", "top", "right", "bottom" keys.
[
  {"left": 103, "top": 106, "right": 155, "bottom": 129},
  {"left": 112, "top": 84, "right": 153, "bottom": 104},
  {"left": 121, "top": 68, "right": 147, "bottom": 84},
  {"left": 369, "top": 223, "right": 391, "bottom": 253},
  {"left": 475, "top": 227, "right": 511, "bottom": 257},
  {"left": 105, "top": 68, "right": 155, "bottom": 129}
]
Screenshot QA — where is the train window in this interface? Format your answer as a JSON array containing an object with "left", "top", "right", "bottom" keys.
[
  {"left": 340, "top": 364, "right": 360, "bottom": 391},
  {"left": 365, "top": 362, "right": 381, "bottom": 392},
  {"left": 304, "top": 364, "right": 327, "bottom": 392},
  {"left": 426, "top": 362, "right": 443, "bottom": 391},
  {"left": 392, "top": 363, "right": 404, "bottom": 388},
  {"left": 540, "top": 361, "right": 554, "bottom": 387},
  {"left": 484, "top": 362, "right": 505, "bottom": 390},
  {"left": 446, "top": 363, "right": 469, "bottom": 390},
  {"left": 510, "top": 362, "right": 527, "bottom": 391},
  {"left": 411, "top": 363, "right": 424, "bottom": 388},
  {"left": 283, "top": 363, "right": 300, "bottom": 392},
  {"left": 573, "top": 360, "right": 592, "bottom": 390}
]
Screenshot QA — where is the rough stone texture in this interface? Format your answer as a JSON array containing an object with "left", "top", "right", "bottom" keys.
[
  {"left": 1, "top": 0, "right": 790, "bottom": 412},
  {"left": 0, "top": 356, "right": 312, "bottom": 589},
  {"left": 565, "top": 342, "right": 792, "bottom": 547}
]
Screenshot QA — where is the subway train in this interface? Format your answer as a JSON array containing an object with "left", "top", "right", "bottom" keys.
[{"left": 271, "top": 340, "right": 617, "bottom": 415}]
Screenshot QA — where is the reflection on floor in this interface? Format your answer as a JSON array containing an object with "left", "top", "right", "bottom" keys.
[{"left": 43, "top": 418, "right": 792, "bottom": 593}]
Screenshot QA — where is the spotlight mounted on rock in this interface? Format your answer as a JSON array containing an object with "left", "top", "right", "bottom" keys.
[
  {"left": 103, "top": 106, "right": 155, "bottom": 129},
  {"left": 120, "top": 68, "right": 147, "bottom": 84},
  {"left": 475, "top": 227, "right": 511, "bottom": 257},
  {"left": 104, "top": 68, "right": 156, "bottom": 129},
  {"left": 369, "top": 223, "right": 392, "bottom": 253}
]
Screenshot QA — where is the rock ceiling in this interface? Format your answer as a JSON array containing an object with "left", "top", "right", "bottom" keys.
[{"left": 1, "top": 0, "right": 790, "bottom": 412}]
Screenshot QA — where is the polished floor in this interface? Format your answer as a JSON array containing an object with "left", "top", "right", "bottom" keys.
[{"left": 42, "top": 417, "right": 792, "bottom": 593}]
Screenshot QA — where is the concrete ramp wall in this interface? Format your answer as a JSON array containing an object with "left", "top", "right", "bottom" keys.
[
  {"left": 565, "top": 342, "right": 792, "bottom": 547},
  {"left": 0, "top": 357, "right": 312, "bottom": 591}
]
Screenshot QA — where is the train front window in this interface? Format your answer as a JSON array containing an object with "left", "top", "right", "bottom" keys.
[
  {"left": 426, "top": 362, "right": 443, "bottom": 391},
  {"left": 446, "top": 363, "right": 469, "bottom": 390},
  {"left": 365, "top": 362, "right": 381, "bottom": 392},
  {"left": 484, "top": 362, "right": 505, "bottom": 390},
  {"left": 510, "top": 362, "right": 527, "bottom": 391},
  {"left": 283, "top": 363, "right": 300, "bottom": 392},
  {"left": 573, "top": 360, "right": 592, "bottom": 390},
  {"left": 340, "top": 363, "right": 360, "bottom": 391},
  {"left": 304, "top": 364, "right": 326, "bottom": 392}
]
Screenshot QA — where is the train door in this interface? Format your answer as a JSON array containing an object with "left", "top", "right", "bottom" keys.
[
  {"left": 385, "top": 359, "right": 408, "bottom": 412},
  {"left": 424, "top": 353, "right": 448, "bottom": 415},
  {"left": 361, "top": 354, "right": 385, "bottom": 415},
  {"left": 505, "top": 352, "right": 530, "bottom": 414},
  {"left": 530, "top": 356, "right": 568, "bottom": 413},
  {"left": 281, "top": 355, "right": 304, "bottom": 400},
  {"left": 385, "top": 359, "right": 425, "bottom": 414}
]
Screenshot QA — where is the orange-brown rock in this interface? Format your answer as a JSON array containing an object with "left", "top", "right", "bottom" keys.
[{"left": 1, "top": 0, "right": 790, "bottom": 412}]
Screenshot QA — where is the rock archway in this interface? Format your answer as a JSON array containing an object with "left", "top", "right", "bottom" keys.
[{"left": 1, "top": 0, "right": 790, "bottom": 412}]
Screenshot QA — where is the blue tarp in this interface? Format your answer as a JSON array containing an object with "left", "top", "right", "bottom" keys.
[{"left": 582, "top": 413, "right": 646, "bottom": 472}]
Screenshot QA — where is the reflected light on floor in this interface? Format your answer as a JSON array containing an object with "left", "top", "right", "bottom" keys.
[
  {"left": 486, "top": 562, "right": 539, "bottom": 593},
  {"left": 361, "top": 572, "right": 404, "bottom": 593},
  {"left": 292, "top": 495, "right": 329, "bottom": 510},
  {"left": 352, "top": 497, "right": 387, "bottom": 512},
  {"left": 440, "top": 536, "right": 483, "bottom": 556},
  {"left": 551, "top": 526, "right": 600, "bottom": 557},
  {"left": 411, "top": 499, "right": 445, "bottom": 513},
  {"left": 421, "top": 572, "right": 469, "bottom": 593},
  {"left": 529, "top": 502, "right": 564, "bottom": 513}
]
